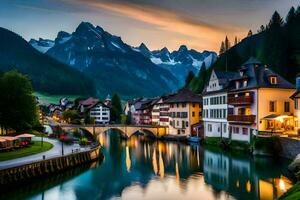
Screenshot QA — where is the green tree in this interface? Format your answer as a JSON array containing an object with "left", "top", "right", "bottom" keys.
[
  {"left": 111, "top": 94, "right": 122, "bottom": 123},
  {"left": 268, "top": 11, "right": 284, "bottom": 29},
  {"left": 219, "top": 41, "right": 225, "bottom": 54},
  {"left": 185, "top": 71, "right": 195, "bottom": 87},
  {"left": 286, "top": 7, "right": 296, "bottom": 23},
  {"left": 0, "top": 71, "right": 37, "bottom": 132},
  {"left": 189, "top": 63, "right": 207, "bottom": 93},
  {"left": 247, "top": 30, "right": 253, "bottom": 37},
  {"left": 62, "top": 110, "right": 80, "bottom": 124},
  {"left": 224, "top": 36, "right": 231, "bottom": 51}
]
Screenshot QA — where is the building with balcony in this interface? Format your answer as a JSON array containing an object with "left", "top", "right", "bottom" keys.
[
  {"left": 227, "top": 57, "right": 295, "bottom": 142},
  {"left": 89, "top": 102, "right": 110, "bottom": 124},
  {"left": 164, "top": 88, "right": 202, "bottom": 136},
  {"left": 203, "top": 69, "right": 239, "bottom": 139},
  {"left": 290, "top": 74, "right": 300, "bottom": 134}
]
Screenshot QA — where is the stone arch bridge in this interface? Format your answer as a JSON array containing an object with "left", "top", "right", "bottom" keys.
[{"left": 58, "top": 124, "right": 168, "bottom": 138}]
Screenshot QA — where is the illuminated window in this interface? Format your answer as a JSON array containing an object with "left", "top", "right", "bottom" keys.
[{"left": 270, "top": 76, "right": 277, "bottom": 84}]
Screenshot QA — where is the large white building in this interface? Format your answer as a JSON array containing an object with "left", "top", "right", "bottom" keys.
[
  {"left": 89, "top": 102, "right": 110, "bottom": 124},
  {"left": 203, "top": 58, "right": 295, "bottom": 143},
  {"left": 202, "top": 69, "right": 238, "bottom": 139}
]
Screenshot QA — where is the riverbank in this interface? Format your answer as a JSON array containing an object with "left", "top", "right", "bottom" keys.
[{"left": 0, "top": 144, "right": 103, "bottom": 186}]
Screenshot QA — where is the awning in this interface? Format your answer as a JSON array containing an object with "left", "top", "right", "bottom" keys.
[
  {"left": 15, "top": 133, "right": 35, "bottom": 138},
  {"left": 262, "top": 114, "right": 280, "bottom": 119},
  {"left": 262, "top": 114, "right": 293, "bottom": 120},
  {"left": 0, "top": 136, "right": 18, "bottom": 141}
]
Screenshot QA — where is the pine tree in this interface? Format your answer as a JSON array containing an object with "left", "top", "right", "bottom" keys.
[
  {"left": 219, "top": 41, "right": 225, "bottom": 55},
  {"left": 111, "top": 94, "right": 122, "bottom": 123},
  {"left": 234, "top": 36, "right": 238, "bottom": 45},
  {"left": 286, "top": 7, "right": 296, "bottom": 24},
  {"left": 224, "top": 36, "right": 231, "bottom": 51},
  {"left": 258, "top": 25, "right": 265, "bottom": 33},
  {"left": 185, "top": 71, "right": 195, "bottom": 87},
  {"left": 268, "top": 11, "right": 284, "bottom": 29},
  {"left": 247, "top": 30, "right": 253, "bottom": 37}
]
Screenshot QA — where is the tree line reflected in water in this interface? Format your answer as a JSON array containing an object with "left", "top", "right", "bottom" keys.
[{"left": 5, "top": 130, "right": 294, "bottom": 200}]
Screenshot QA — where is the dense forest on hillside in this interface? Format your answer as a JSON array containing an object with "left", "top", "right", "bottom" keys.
[
  {"left": 0, "top": 28, "right": 95, "bottom": 96},
  {"left": 189, "top": 6, "right": 300, "bottom": 93}
]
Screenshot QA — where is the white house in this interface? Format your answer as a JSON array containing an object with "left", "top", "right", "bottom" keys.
[
  {"left": 89, "top": 102, "right": 110, "bottom": 124},
  {"left": 202, "top": 69, "right": 238, "bottom": 139}
]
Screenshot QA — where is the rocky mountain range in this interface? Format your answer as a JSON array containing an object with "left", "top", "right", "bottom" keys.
[
  {"left": 30, "top": 22, "right": 217, "bottom": 97},
  {"left": 134, "top": 43, "right": 217, "bottom": 85}
]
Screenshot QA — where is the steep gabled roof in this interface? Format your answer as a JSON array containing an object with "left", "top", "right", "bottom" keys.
[
  {"left": 229, "top": 58, "right": 294, "bottom": 91},
  {"left": 164, "top": 88, "right": 202, "bottom": 103}
]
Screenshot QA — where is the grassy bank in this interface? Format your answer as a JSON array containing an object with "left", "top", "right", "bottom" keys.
[
  {"left": 279, "top": 182, "right": 300, "bottom": 200},
  {"left": 0, "top": 141, "right": 53, "bottom": 161}
]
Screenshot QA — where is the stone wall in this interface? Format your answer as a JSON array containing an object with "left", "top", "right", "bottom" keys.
[
  {"left": 0, "top": 146, "right": 103, "bottom": 185},
  {"left": 279, "top": 138, "right": 300, "bottom": 159}
]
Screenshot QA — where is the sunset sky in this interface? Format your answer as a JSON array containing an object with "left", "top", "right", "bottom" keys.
[{"left": 1, "top": 0, "right": 298, "bottom": 52}]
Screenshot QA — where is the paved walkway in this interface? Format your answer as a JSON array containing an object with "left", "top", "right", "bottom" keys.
[{"left": 0, "top": 137, "right": 92, "bottom": 170}]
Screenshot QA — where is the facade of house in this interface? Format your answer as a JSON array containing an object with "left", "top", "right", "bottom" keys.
[
  {"left": 164, "top": 88, "right": 202, "bottom": 136},
  {"left": 228, "top": 58, "right": 295, "bottom": 142},
  {"left": 202, "top": 70, "right": 238, "bottom": 139},
  {"left": 203, "top": 57, "right": 295, "bottom": 143},
  {"left": 290, "top": 74, "right": 300, "bottom": 134},
  {"left": 89, "top": 102, "right": 110, "bottom": 124}
]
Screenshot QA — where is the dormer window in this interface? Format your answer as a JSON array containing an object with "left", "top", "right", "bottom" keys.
[
  {"left": 240, "top": 71, "right": 244, "bottom": 76},
  {"left": 270, "top": 76, "right": 277, "bottom": 85},
  {"left": 243, "top": 80, "right": 248, "bottom": 87}
]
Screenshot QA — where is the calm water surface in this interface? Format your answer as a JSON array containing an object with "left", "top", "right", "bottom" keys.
[{"left": 3, "top": 130, "right": 294, "bottom": 200}]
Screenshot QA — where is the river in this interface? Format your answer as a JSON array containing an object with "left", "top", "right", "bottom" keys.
[{"left": 2, "top": 130, "right": 294, "bottom": 200}]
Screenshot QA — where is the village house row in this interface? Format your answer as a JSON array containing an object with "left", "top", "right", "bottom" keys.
[{"left": 125, "top": 57, "right": 300, "bottom": 142}]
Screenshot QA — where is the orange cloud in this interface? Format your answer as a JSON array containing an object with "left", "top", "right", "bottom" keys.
[{"left": 73, "top": 0, "right": 246, "bottom": 51}]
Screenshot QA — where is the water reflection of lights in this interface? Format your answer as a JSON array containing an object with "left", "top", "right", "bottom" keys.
[
  {"left": 159, "top": 148, "right": 165, "bottom": 178},
  {"left": 236, "top": 180, "right": 240, "bottom": 188},
  {"left": 126, "top": 146, "right": 131, "bottom": 173},
  {"left": 246, "top": 181, "right": 251, "bottom": 193},
  {"left": 152, "top": 148, "right": 158, "bottom": 175}
]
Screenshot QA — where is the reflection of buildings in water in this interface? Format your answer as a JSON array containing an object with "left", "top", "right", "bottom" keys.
[
  {"left": 203, "top": 148, "right": 293, "bottom": 200},
  {"left": 204, "top": 150, "right": 230, "bottom": 191},
  {"left": 256, "top": 176, "right": 292, "bottom": 200}
]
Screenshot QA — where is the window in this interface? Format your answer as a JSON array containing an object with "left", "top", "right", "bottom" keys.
[
  {"left": 236, "top": 81, "right": 240, "bottom": 89},
  {"left": 192, "top": 112, "right": 195, "bottom": 117},
  {"left": 243, "top": 80, "right": 247, "bottom": 87},
  {"left": 208, "top": 124, "right": 212, "bottom": 132},
  {"left": 176, "top": 121, "right": 179, "bottom": 126},
  {"left": 269, "top": 101, "right": 276, "bottom": 112},
  {"left": 182, "top": 103, "right": 186, "bottom": 107},
  {"left": 234, "top": 127, "right": 239, "bottom": 134},
  {"left": 242, "top": 128, "right": 248, "bottom": 135},
  {"left": 223, "top": 124, "right": 227, "bottom": 133},
  {"left": 186, "top": 121, "right": 189, "bottom": 127},
  {"left": 284, "top": 102, "right": 290, "bottom": 112},
  {"left": 270, "top": 76, "right": 277, "bottom": 84},
  {"left": 192, "top": 103, "right": 196, "bottom": 107}
]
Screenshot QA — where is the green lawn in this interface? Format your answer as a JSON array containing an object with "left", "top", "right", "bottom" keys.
[
  {"left": 0, "top": 141, "right": 53, "bottom": 161},
  {"left": 279, "top": 182, "right": 300, "bottom": 200}
]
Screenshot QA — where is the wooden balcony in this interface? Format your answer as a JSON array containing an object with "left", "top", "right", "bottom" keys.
[
  {"left": 227, "top": 115, "right": 256, "bottom": 124},
  {"left": 228, "top": 92, "right": 253, "bottom": 105}
]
